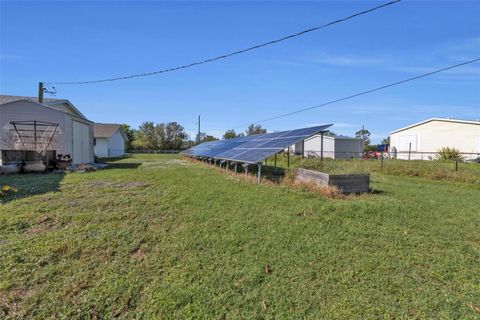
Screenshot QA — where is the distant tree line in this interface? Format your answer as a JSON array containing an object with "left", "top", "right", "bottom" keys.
[
  {"left": 123, "top": 121, "right": 391, "bottom": 152},
  {"left": 121, "top": 122, "right": 268, "bottom": 151}
]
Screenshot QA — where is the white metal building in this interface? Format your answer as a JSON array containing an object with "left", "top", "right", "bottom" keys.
[
  {"left": 293, "top": 134, "right": 363, "bottom": 159},
  {"left": 93, "top": 123, "right": 127, "bottom": 157},
  {"left": 0, "top": 95, "right": 94, "bottom": 164},
  {"left": 389, "top": 118, "right": 480, "bottom": 160}
]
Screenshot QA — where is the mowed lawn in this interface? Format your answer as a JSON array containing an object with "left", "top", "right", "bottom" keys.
[{"left": 1, "top": 154, "right": 479, "bottom": 319}]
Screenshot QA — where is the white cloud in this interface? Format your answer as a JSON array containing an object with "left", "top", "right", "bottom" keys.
[
  {"left": 0, "top": 54, "right": 32, "bottom": 62},
  {"left": 305, "top": 51, "right": 384, "bottom": 67}
]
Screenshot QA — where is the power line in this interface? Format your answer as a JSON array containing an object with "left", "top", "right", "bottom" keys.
[
  {"left": 47, "top": 0, "right": 400, "bottom": 85},
  {"left": 237, "top": 58, "right": 480, "bottom": 128}
]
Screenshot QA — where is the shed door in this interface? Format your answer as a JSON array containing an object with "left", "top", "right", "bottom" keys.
[{"left": 73, "top": 121, "right": 90, "bottom": 164}]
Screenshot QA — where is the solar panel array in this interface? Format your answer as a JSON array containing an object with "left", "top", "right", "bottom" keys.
[{"left": 182, "top": 124, "right": 332, "bottom": 164}]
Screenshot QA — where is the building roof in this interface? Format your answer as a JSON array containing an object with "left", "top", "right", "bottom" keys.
[
  {"left": 0, "top": 94, "right": 90, "bottom": 122},
  {"left": 390, "top": 118, "right": 480, "bottom": 134},
  {"left": 0, "top": 94, "right": 63, "bottom": 105},
  {"left": 94, "top": 123, "right": 126, "bottom": 139}
]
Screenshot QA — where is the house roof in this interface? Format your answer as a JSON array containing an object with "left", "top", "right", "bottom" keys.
[
  {"left": 94, "top": 123, "right": 126, "bottom": 139},
  {"left": 0, "top": 94, "right": 89, "bottom": 121},
  {"left": 390, "top": 118, "right": 480, "bottom": 134}
]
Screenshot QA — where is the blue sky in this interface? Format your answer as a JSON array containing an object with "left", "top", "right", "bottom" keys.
[{"left": 1, "top": 1, "right": 479, "bottom": 142}]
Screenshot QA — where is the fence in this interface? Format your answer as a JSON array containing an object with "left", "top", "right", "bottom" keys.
[
  {"left": 129, "top": 149, "right": 181, "bottom": 154},
  {"left": 284, "top": 150, "right": 480, "bottom": 185},
  {"left": 302, "top": 150, "right": 480, "bottom": 162}
]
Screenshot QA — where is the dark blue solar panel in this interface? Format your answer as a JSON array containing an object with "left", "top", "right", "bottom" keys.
[
  {"left": 231, "top": 149, "right": 277, "bottom": 162},
  {"left": 181, "top": 124, "right": 332, "bottom": 163}
]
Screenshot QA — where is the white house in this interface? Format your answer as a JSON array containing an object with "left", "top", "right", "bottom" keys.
[
  {"left": 389, "top": 118, "right": 480, "bottom": 160},
  {"left": 93, "top": 124, "right": 127, "bottom": 157},
  {"left": 293, "top": 134, "right": 363, "bottom": 159},
  {"left": 0, "top": 95, "right": 94, "bottom": 164}
]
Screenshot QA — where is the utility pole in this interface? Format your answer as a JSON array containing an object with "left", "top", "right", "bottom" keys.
[
  {"left": 197, "top": 115, "right": 201, "bottom": 144},
  {"left": 38, "top": 82, "right": 44, "bottom": 103}
]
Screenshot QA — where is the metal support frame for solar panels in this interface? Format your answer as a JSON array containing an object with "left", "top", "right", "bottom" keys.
[
  {"left": 257, "top": 163, "right": 261, "bottom": 183},
  {"left": 287, "top": 147, "right": 290, "bottom": 168},
  {"left": 320, "top": 132, "right": 324, "bottom": 163},
  {"left": 182, "top": 125, "right": 333, "bottom": 179},
  {"left": 274, "top": 153, "right": 277, "bottom": 175}
]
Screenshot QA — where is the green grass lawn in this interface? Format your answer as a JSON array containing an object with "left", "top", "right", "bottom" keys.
[{"left": 1, "top": 154, "right": 479, "bottom": 319}]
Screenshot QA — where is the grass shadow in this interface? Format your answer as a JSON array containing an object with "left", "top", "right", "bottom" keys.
[
  {"left": 95, "top": 156, "right": 141, "bottom": 170},
  {"left": 0, "top": 172, "right": 65, "bottom": 204},
  {"left": 96, "top": 155, "right": 132, "bottom": 163}
]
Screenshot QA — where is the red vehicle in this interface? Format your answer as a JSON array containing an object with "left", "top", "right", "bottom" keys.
[{"left": 363, "top": 151, "right": 381, "bottom": 160}]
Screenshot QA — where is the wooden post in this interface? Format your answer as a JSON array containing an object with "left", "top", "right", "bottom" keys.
[
  {"left": 408, "top": 143, "right": 412, "bottom": 161},
  {"left": 244, "top": 164, "right": 248, "bottom": 175},
  {"left": 302, "top": 140, "right": 305, "bottom": 159},
  {"left": 38, "top": 82, "right": 44, "bottom": 103},
  {"left": 455, "top": 160, "right": 458, "bottom": 172},
  {"left": 381, "top": 153, "right": 384, "bottom": 171},
  {"left": 234, "top": 162, "right": 237, "bottom": 173}
]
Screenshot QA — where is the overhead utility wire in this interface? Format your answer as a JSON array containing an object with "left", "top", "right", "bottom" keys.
[
  {"left": 47, "top": 0, "right": 400, "bottom": 85},
  {"left": 237, "top": 58, "right": 480, "bottom": 128}
]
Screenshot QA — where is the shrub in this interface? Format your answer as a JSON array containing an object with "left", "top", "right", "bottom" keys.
[
  {"left": 436, "top": 147, "right": 463, "bottom": 161},
  {"left": 0, "top": 185, "right": 18, "bottom": 197}
]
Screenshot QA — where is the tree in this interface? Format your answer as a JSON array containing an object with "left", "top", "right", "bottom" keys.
[
  {"left": 121, "top": 124, "right": 136, "bottom": 150},
  {"left": 324, "top": 130, "right": 336, "bottom": 137},
  {"left": 133, "top": 121, "right": 187, "bottom": 150},
  {"left": 223, "top": 129, "right": 244, "bottom": 139},
  {"left": 246, "top": 124, "right": 267, "bottom": 136},
  {"left": 355, "top": 126, "right": 371, "bottom": 149},
  {"left": 136, "top": 121, "right": 158, "bottom": 150},
  {"left": 156, "top": 122, "right": 186, "bottom": 150},
  {"left": 198, "top": 133, "right": 218, "bottom": 143},
  {"left": 381, "top": 136, "right": 390, "bottom": 145}
]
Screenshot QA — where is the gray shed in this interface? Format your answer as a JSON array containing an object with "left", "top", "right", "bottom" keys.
[{"left": 294, "top": 134, "right": 363, "bottom": 159}]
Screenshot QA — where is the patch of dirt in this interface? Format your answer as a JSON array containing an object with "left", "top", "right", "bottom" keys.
[
  {"left": 130, "top": 248, "right": 147, "bottom": 260},
  {"left": 85, "top": 181, "right": 150, "bottom": 190},
  {"left": 166, "top": 159, "right": 190, "bottom": 166},
  {"left": 86, "top": 181, "right": 112, "bottom": 189},
  {"left": 467, "top": 239, "right": 480, "bottom": 250},
  {"left": 26, "top": 216, "right": 56, "bottom": 235},
  {"left": 295, "top": 210, "right": 316, "bottom": 217},
  {"left": 0, "top": 288, "right": 33, "bottom": 318},
  {"left": 118, "top": 182, "right": 149, "bottom": 189},
  {"left": 140, "top": 159, "right": 190, "bottom": 169}
]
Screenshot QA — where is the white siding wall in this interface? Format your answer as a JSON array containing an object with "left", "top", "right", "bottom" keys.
[
  {"left": 94, "top": 138, "right": 109, "bottom": 157},
  {"left": 0, "top": 101, "right": 68, "bottom": 160},
  {"left": 293, "top": 135, "right": 362, "bottom": 159},
  {"left": 107, "top": 130, "right": 125, "bottom": 156},
  {"left": 0, "top": 100, "right": 94, "bottom": 164},
  {"left": 303, "top": 135, "right": 335, "bottom": 158},
  {"left": 390, "top": 120, "right": 480, "bottom": 160},
  {"left": 72, "top": 120, "right": 92, "bottom": 164}
]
